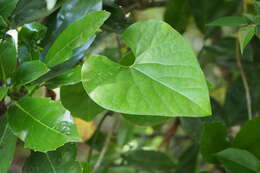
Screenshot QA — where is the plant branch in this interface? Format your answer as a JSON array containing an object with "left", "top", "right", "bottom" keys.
[
  {"left": 235, "top": 41, "right": 252, "bottom": 120},
  {"left": 92, "top": 116, "right": 118, "bottom": 173}
]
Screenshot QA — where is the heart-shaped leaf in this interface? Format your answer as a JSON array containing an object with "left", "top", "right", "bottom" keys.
[
  {"left": 8, "top": 97, "right": 81, "bottom": 152},
  {"left": 82, "top": 20, "right": 211, "bottom": 117}
]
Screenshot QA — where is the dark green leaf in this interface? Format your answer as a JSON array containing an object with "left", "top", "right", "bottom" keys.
[
  {"left": 208, "top": 16, "right": 247, "bottom": 26},
  {"left": 23, "top": 143, "right": 82, "bottom": 173},
  {"left": 8, "top": 97, "right": 81, "bottom": 152},
  {"left": 60, "top": 83, "right": 104, "bottom": 121},
  {"left": 164, "top": 0, "right": 190, "bottom": 33},
  {"left": 233, "top": 116, "right": 260, "bottom": 159},
  {"left": 0, "top": 0, "right": 19, "bottom": 18},
  {"left": 200, "top": 122, "right": 230, "bottom": 163},
  {"left": 0, "top": 116, "right": 17, "bottom": 173},
  {"left": 45, "top": 11, "right": 110, "bottom": 67},
  {"left": 125, "top": 150, "right": 175, "bottom": 171},
  {"left": 217, "top": 148, "right": 260, "bottom": 173},
  {"left": 82, "top": 20, "right": 211, "bottom": 116},
  {"left": 10, "top": 0, "right": 63, "bottom": 26},
  {"left": 123, "top": 114, "right": 170, "bottom": 126},
  {"left": 13, "top": 60, "right": 49, "bottom": 86},
  {"left": 0, "top": 36, "right": 17, "bottom": 81},
  {"left": 256, "top": 24, "right": 260, "bottom": 39}
]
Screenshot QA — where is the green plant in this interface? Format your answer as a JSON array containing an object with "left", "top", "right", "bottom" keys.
[{"left": 0, "top": 0, "right": 260, "bottom": 173}]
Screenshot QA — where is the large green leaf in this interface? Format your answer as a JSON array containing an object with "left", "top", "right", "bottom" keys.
[
  {"left": 233, "top": 116, "right": 260, "bottom": 159},
  {"left": 82, "top": 20, "right": 211, "bottom": 116},
  {"left": 0, "top": 0, "right": 19, "bottom": 18},
  {"left": 125, "top": 149, "right": 175, "bottom": 171},
  {"left": 0, "top": 36, "right": 17, "bottom": 81},
  {"left": 23, "top": 143, "right": 82, "bottom": 173},
  {"left": 60, "top": 83, "right": 104, "bottom": 121},
  {"left": 8, "top": 97, "right": 81, "bottom": 152},
  {"left": 217, "top": 148, "right": 260, "bottom": 173},
  {"left": 200, "top": 122, "right": 230, "bottom": 163},
  {"left": 13, "top": 60, "right": 49, "bottom": 86},
  {"left": 238, "top": 25, "right": 256, "bottom": 54},
  {"left": 45, "top": 11, "right": 110, "bottom": 67},
  {"left": 0, "top": 116, "right": 17, "bottom": 173}
]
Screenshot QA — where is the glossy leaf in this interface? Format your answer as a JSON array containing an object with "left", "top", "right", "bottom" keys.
[
  {"left": 60, "top": 83, "right": 104, "bottom": 121},
  {"left": 82, "top": 20, "right": 211, "bottom": 116},
  {"left": 0, "top": 36, "right": 17, "bottom": 81},
  {"left": 238, "top": 25, "right": 256, "bottom": 54},
  {"left": 8, "top": 97, "right": 81, "bottom": 152},
  {"left": 0, "top": 116, "right": 17, "bottom": 173},
  {"left": 123, "top": 114, "right": 170, "bottom": 126},
  {"left": 217, "top": 148, "right": 260, "bottom": 173},
  {"left": 125, "top": 149, "right": 175, "bottom": 171},
  {"left": 200, "top": 122, "right": 230, "bottom": 163},
  {"left": 0, "top": 0, "right": 19, "bottom": 18},
  {"left": 208, "top": 16, "right": 247, "bottom": 26},
  {"left": 10, "top": 0, "right": 63, "bottom": 26},
  {"left": 23, "top": 143, "right": 82, "bottom": 173},
  {"left": 45, "top": 65, "right": 81, "bottom": 89},
  {"left": 13, "top": 60, "right": 49, "bottom": 85},
  {"left": 233, "top": 116, "right": 260, "bottom": 159},
  {"left": 45, "top": 11, "right": 110, "bottom": 67}
]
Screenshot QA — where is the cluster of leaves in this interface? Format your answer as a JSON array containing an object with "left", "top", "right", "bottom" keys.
[{"left": 0, "top": 0, "right": 260, "bottom": 173}]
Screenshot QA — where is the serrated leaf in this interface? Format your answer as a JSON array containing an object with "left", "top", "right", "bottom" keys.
[
  {"left": 8, "top": 97, "right": 81, "bottom": 152},
  {"left": 0, "top": 116, "right": 17, "bottom": 173},
  {"left": 208, "top": 16, "right": 247, "bottom": 26},
  {"left": 123, "top": 114, "right": 170, "bottom": 126},
  {"left": 0, "top": 36, "right": 17, "bottom": 81},
  {"left": 13, "top": 60, "right": 49, "bottom": 86},
  {"left": 125, "top": 149, "right": 175, "bottom": 171},
  {"left": 233, "top": 116, "right": 260, "bottom": 159},
  {"left": 217, "top": 148, "right": 260, "bottom": 173},
  {"left": 200, "top": 122, "right": 230, "bottom": 163},
  {"left": 60, "top": 83, "right": 104, "bottom": 121},
  {"left": 82, "top": 20, "right": 211, "bottom": 117},
  {"left": 45, "top": 11, "right": 110, "bottom": 67},
  {"left": 23, "top": 143, "right": 82, "bottom": 173},
  {"left": 0, "top": 0, "right": 19, "bottom": 18},
  {"left": 238, "top": 25, "right": 256, "bottom": 54}
]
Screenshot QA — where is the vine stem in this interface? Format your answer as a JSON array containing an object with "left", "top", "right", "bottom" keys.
[
  {"left": 92, "top": 116, "right": 118, "bottom": 173},
  {"left": 235, "top": 41, "right": 252, "bottom": 120}
]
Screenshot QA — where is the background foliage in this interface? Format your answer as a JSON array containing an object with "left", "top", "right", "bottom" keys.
[{"left": 0, "top": 0, "right": 260, "bottom": 173}]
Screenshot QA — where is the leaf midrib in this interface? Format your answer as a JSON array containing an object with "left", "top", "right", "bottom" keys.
[{"left": 14, "top": 102, "right": 69, "bottom": 139}]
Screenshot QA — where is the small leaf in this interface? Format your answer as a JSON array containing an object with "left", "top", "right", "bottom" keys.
[
  {"left": 45, "top": 65, "right": 81, "bottom": 89},
  {"left": 0, "top": 36, "right": 17, "bottom": 81},
  {"left": 217, "top": 148, "right": 260, "bottom": 173},
  {"left": 123, "top": 114, "right": 170, "bottom": 126},
  {"left": 8, "top": 97, "right": 81, "bottom": 152},
  {"left": 208, "top": 16, "right": 247, "bottom": 26},
  {"left": 0, "top": 87, "right": 8, "bottom": 100},
  {"left": 256, "top": 24, "right": 260, "bottom": 39},
  {"left": 74, "top": 117, "right": 96, "bottom": 142},
  {"left": 125, "top": 149, "right": 175, "bottom": 171},
  {"left": 0, "top": 116, "right": 17, "bottom": 173},
  {"left": 254, "top": 0, "right": 260, "bottom": 15},
  {"left": 233, "top": 116, "right": 260, "bottom": 159},
  {"left": 13, "top": 60, "right": 49, "bottom": 85},
  {"left": 238, "top": 25, "right": 256, "bottom": 54},
  {"left": 23, "top": 143, "right": 82, "bottom": 173},
  {"left": 200, "top": 122, "right": 230, "bottom": 163},
  {"left": 82, "top": 20, "right": 211, "bottom": 117},
  {"left": 60, "top": 83, "right": 104, "bottom": 121},
  {"left": 45, "top": 11, "right": 110, "bottom": 67},
  {"left": 45, "top": 0, "right": 57, "bottom": 10}
]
